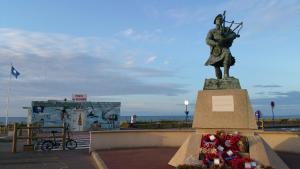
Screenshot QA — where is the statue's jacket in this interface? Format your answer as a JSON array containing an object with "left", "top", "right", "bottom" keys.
[{"left": 205, "top": 27, "right": 236, "bottom": 67}]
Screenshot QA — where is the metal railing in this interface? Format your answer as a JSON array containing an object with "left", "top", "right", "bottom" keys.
[
  {"left": 0, "top": 125, "right": 14, "bottom": 134},
  {"left": 11, "top": 123, "right": 66, "bottom": 153}
]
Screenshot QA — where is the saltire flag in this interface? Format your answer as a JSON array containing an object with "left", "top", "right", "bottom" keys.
[{"left": 11, "top": 66, "right": 20, "bottom": 79}]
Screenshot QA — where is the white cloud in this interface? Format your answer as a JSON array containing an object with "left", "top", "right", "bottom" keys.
[
  {"left": 119, "top": 28, "right": 156, "bottom": 41},
  {"left": 118, "top": 28, "right": 174, "bottom": 42},
  {"left": 121, "top": 28, "right": 135, "bottom": 36},
  {"left": 146, "top": 56, "right": 157, "bottom": 64},
  {"left": 254, "top": 84, "right": 282, "bottom": 88},
  {"left": 163, "top": 56, "right": 172, "bottom": 65},
  {"left": 0, "top": 28, "right": 187, "bottom": 116},
  {"left": 224, "top": 0, "right": 300, "bottom": 34},
  {"left": 124, "top": 59, "right": 135, "bottom": 68},
  {"left": 166, "top": 8, "right": 189, "bottom": 24},
  {"left": 163, "top": 0, "right": 300, "bottom": 35},
  {"left": 0, "top": 28, "right": 114, "bottom": 61}
]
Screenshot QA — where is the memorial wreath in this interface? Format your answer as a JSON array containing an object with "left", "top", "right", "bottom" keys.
[{"left": 176, "top": 131, "right": 274, "bottom": 169}]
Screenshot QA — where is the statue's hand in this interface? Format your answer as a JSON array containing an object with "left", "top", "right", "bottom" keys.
[
  {"left": 218, "top": 39, "right": 226, "bottom": 46},
  {"left": 212, "top": 40, "right": 220, "bottom": 46}
]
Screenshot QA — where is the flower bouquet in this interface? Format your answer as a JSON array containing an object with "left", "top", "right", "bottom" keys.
[{"left": 176, "top": 131, "right": 274, "bottom": 169}]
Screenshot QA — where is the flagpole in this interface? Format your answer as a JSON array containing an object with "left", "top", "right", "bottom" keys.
[{"left": 6, "top": 64, "right": 12, "bottom": 126}]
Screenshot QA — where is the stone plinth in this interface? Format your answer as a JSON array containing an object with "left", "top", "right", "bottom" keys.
[
  {"left": 203, "top": 77, "right": 241, "bottom": 90},
  {"left": 169, "top": 78, "right": 289, "bottom": 168},
  {"left": 192, "top": 89, "right": 257, "bottom": 129}
]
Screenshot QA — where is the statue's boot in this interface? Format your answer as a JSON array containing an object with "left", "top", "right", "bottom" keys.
[
  {"left": 214, "top": 66, "right": 222, "bottom": 79},
  {"left": 224, "top": 65, "right": 230, "bottom": 78}
]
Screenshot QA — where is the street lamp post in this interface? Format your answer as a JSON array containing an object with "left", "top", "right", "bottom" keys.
[
  {"left": 255, "top": 110, "right": 261, "bottom": 121},
  {"left": 271, "top": 101, "right": 275, "bottom": 127},
  {"left": 255, "top": 110, "right": 262, "bottom": 128},
  {"left": 184, "top": 100, "right": 189, "bottom": 123}
]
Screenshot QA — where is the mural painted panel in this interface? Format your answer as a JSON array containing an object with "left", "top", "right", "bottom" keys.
[{"left": 30, "top": 101, "right": 121, "bottom": 131}]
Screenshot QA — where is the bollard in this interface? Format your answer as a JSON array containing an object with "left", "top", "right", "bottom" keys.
[
  {"left": 27, "top": 124, "right": 33, "bottom": 145},
  {"left": 62, "top": 123, "right": 66, "bottom": 150},
  {"left": 27, "top": 124, "right": 30, "bottom": 144},
  {"left": 12, "top": 123, "right": 17, "bottom": 153},
  {"left": 19, "top": 127, "right": 23, "bottom": 136}
]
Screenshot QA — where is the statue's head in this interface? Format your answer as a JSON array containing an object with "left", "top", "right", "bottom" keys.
[{"left": 214, "top": 14, "right": 223, "bottom": 25}]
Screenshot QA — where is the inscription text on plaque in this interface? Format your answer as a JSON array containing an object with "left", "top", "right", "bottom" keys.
[{"left": 212, "top": 96, "right": 234, "bottom": 112}]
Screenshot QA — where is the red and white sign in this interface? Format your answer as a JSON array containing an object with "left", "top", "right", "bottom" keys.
[{"left": 72, "top": 94, "right": 87, "bottom": 102}]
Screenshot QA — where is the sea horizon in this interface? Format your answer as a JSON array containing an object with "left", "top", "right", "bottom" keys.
[{"left": 1, "top": 114, "right": 300, "bottom": 125}]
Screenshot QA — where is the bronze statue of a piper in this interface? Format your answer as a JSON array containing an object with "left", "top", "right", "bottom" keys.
[{"left": 205, "top": 11, "right": 243, "bottom": 79}]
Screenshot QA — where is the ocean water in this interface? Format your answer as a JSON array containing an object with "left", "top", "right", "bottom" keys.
[
  {"left": 0, "top": 116, "right": 190, "bottom": 125},
  {"left": 119, "top": 115, "right": 191, "bottom": 122},
  {"left": 262, "top": 115, "right": 300, "bottom": 119},
  {"left": 2, "top": 116, "right": 300, "bottom": 132},
  {"left": 1, "top": 115, "right": 300, "bottom": 125},
  {"left": 0, "top": 117, "right": 27, "bottom": 125}
]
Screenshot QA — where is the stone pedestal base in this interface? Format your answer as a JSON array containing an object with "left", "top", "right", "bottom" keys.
[
  {"left": 203, "top": 77, "right": 241, "bottom": 90},
  {"left": 193, "top": 89, "right": 257, "bottom": 129},
  {"left": 169, "top": 79, "right": 289, "bottom": 168}
]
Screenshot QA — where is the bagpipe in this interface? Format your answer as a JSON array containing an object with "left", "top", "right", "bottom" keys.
[{"left": 220, "top": 11, "right": 243, "bottom": 47}]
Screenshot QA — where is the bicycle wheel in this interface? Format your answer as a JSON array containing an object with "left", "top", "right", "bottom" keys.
[
  {"left": 41, "top": 140, "right": 53, "bottom": 151},
  {"left": 66, "top": 139, "right": 77, "bottom": 150},
  {"left": 34, "top": 139, "right": 43, "bottom": 151}
]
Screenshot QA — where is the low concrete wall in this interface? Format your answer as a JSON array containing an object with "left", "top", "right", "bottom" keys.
[
  {"left": 90, "top": 129, "right": 300, "bottom": 154},
  {"left": 90, "top": 129, "right": 193, "bottom": 152},
  {"left": 258, "top": 131, "right": 300, "bottom": 153}
]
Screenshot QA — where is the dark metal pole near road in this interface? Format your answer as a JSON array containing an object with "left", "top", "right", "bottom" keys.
[
  {"left": 271, "top": 101, "right": 275, "bottom": 126},
  {"left": 184, "top": 100, "right": 189, "bottom": 123}
]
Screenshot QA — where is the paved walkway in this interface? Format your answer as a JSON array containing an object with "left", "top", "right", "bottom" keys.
[
  {"left": 0, "top": 149, "right": 97, "bottom": 169},
  {"left": 277, "top": 151, "right": 300, "bottom": 169},
  {"left": 2, "top": 133, "right": 300, "bottom": 169},
  {"left": 0, "top": 132, "right": 95, "bottom": 169},
  {"left": 98, "top": 147, "right": 177, "bottom": 169},
  {"left": 97, "top": 147, "right": 300, "bottom": 169}
]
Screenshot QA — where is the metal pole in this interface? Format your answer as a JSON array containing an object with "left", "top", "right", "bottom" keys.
[
  {"left": 185, "top": 105, "right": 188, "bottom": 123},
  {"left": 27, "top": 124, "right": 32, "bottom": 145},
  {"left": 62, "top": 123, "right": 66, "bottom": 150},
  {"left": 271, "top": 101, "right": 275, "bottom": 127},
  {"left": 12, "top": 123, "right": 17, "bottom": 153},
  {"left": 5, "top": 65, "right": 12, "bottom": 127},
  {"left": 272, "top": 108, "right": 274, "bottom": 127}
]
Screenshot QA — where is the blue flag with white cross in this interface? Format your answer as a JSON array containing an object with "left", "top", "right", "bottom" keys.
[{"left": 11, "top": 66, "right": 20, "bottom": 79}]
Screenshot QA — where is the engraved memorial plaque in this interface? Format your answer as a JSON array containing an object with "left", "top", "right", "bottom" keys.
[{"left": 212, "top": 96, "right": 234, "bottom": 112}]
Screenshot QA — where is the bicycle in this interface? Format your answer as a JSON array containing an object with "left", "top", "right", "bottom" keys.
[
  {"left": 41, "top": 129, "right": 77, "bottom": 151},
  {"left": 65, "top": 127, "right": 77, "bottom": 150},
  {"left": 32, "top": 127, "right": 45, "bottom": 151}
]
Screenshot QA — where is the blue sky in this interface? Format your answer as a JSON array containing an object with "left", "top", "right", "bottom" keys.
[{"left": 0, "top": 0, "right": 300, "bottom": 117}]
